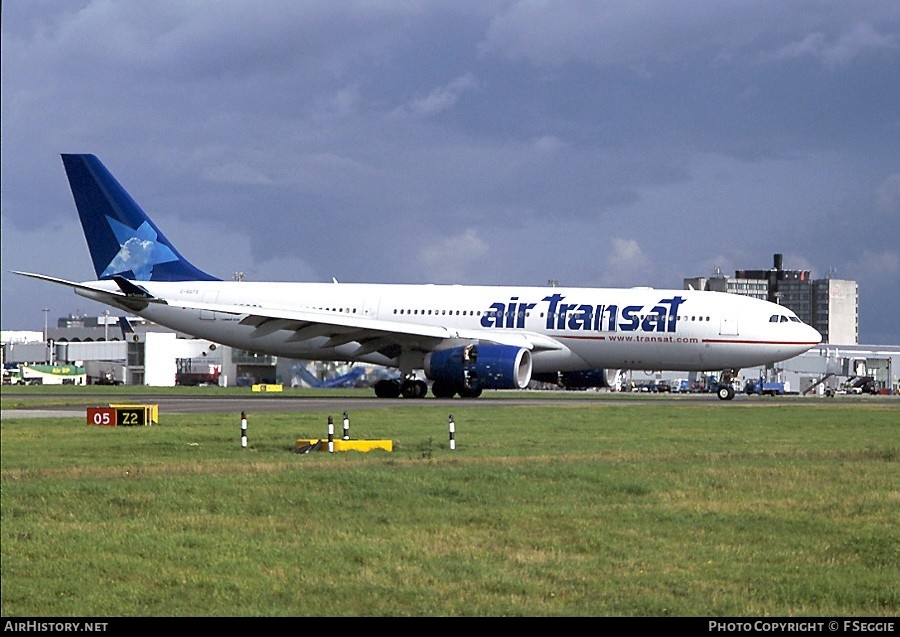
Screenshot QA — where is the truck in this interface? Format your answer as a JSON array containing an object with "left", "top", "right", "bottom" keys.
[
  {"left": 84, "top": 361, "right": 125, "bottom": 385},
  {"left": 4, "top": 364, "right": 86, "bottom": 385},
  {"left": 743, "top": 379, "right": 786, "bottom": 396},
  {"left": 841, "top": 376, "right": 877, "bottom": 395},
  {"left": 176, "top": 358, "right": 221, "bottom": 386}
]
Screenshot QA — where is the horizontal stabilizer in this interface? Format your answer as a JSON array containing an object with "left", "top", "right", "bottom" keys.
[
  {"left": 12, "top": 271, "right": 166, "bottom": 310},
  {"left": 113, "top": 276, "right": 155, "bottom": 298}
]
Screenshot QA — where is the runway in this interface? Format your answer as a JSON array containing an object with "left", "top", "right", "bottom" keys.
[
  {"left": 0, "top": 394, "right": 635, "bottom": 419},
  {"left": 2, "top": 389, "right": 864, "bottom": 421},
  {"left": 3, "top": 395, "right": 417, "bottom": 419}
]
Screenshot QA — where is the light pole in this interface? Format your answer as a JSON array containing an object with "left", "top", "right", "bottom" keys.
[
  {"left": 104, "top": 310, "right": 110, "bottom": 341},
  {"left": 42, "top": 308, "right": 52, "bottom": 366}
]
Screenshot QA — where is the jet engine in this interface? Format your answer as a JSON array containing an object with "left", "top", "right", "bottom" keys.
[{"left": 424, "top": 344, "right": 533, "bottom": 397}]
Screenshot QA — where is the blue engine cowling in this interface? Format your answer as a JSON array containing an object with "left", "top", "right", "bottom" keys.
[
  {"left": 532, "top": 369, "right": 609, "bottom": 390},
  {"left": 424, "top": 344, "right": 532, "bottom": 390}
]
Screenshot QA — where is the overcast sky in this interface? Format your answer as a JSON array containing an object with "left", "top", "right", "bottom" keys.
[{"left": 2, "top": 1, "right": 898, "bottom": 344}]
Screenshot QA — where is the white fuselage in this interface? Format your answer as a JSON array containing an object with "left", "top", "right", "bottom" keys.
[{"left": 77, "top": 280, "right": 822, "bottom": 374}]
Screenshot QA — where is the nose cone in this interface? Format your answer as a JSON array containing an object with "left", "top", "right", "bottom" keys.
[
  {"left": 806, "top": 324, "right": 823, "bottom": 346},
  {"left": 791, "top": 323, "right": 822, "bottom": 357},
  {"left": 781, "top": 321, "right": 822, "bottom": 360}
]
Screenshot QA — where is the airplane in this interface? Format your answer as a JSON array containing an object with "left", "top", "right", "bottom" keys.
[{"left": 15, "top": 154, "right": 822, "bottom": 400}]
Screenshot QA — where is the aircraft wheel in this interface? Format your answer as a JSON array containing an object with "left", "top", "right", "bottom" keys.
[
  {"left": 374, "top": 379, "right": 402, "bottom": 398},
  {"left": 431, "top": 381, "right": 457, "bottom": 398},
  {"left": 458, "top": 384, "right": 483, "bottom": 399},
  {"left": 717, "top": 386, "right": 735, "bottom": 401},
  {"left": 401, "top": 379, "right": 428, "bottom": 399}
]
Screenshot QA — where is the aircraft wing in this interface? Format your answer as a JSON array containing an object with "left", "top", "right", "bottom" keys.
[
  {"left": 160, "top": 296, "right": 566, "bottom": 355},
  {"left": 13, "top": 271, "right": 565, "bottom": 355}
]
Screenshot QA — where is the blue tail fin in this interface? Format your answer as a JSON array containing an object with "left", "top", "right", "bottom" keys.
[{"left": 61, "top": 154, "right": 219, "bottom": 282}]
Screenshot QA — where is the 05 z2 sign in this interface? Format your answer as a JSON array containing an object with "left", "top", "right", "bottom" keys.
[{"left": 87, "top": 406, "right": 147, "bottom": 427}]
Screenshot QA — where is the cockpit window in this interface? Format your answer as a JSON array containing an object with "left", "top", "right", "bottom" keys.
[
  {"left": 789, "top": 317, "right": 802, "bottom": 323},
  {"left": 769, "top": 315, "right": 780, "bottom": 323}
]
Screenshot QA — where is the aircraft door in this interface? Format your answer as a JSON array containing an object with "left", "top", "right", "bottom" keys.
[
  {"left": 719, "top": 312, "right": 738, "bottom": 335},
  {"left": 363, "top": 297, "right": 381, "bottom": 319}
]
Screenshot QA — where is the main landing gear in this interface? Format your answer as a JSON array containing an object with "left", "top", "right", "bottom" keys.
[
  {"left": 373, "top": 376, "right": 428, "bottom": 399},
  {"left": 372, "top": 376, "right": 483, "bottom": 399}
]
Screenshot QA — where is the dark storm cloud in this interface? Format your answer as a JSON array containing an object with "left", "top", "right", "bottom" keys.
[{"left": 2, "top": 1, "right": 898, "bottom": 343}]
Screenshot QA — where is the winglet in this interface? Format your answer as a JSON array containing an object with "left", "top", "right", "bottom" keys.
[{"left": 61, "top": 154, "right": 220, "bottom": 282}]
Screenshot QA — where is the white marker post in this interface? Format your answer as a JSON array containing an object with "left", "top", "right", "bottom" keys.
[
  {"left": 448, "top": 414, "right": 456, "bottom": 450},
  {"left": 342, "top": 411, "right": 350, "bottom": 440},
  {"left": 327, "top": 416, "right": 334, "bottom": 453},
  {"left": 241, "top": 411, "right": 247, "bottom": 449}
]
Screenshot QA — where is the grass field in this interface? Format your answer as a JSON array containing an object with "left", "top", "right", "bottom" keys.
[{"left": 1, "top": 387, "right": 897, "bottom": 617}]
